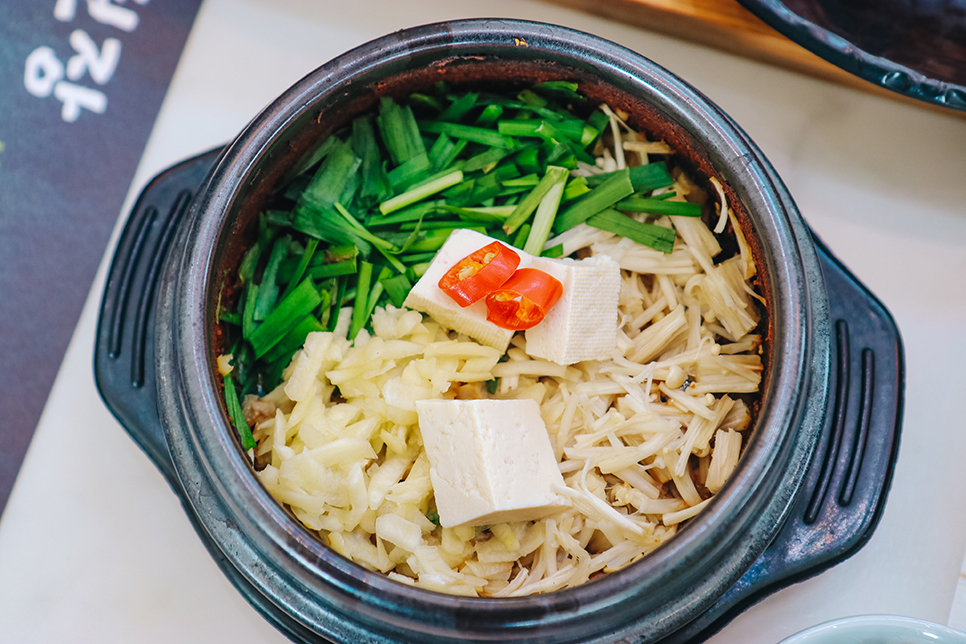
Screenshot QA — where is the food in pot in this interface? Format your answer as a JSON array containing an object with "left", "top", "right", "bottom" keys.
[{"left": 217, "top": 82, "right": 764, "bottom": 597}]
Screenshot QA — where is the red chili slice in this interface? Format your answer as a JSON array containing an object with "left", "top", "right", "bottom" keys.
[
  {"left": 438, "top": 241, "right": 520, "bottom": 307},
  {"left": 484, "top": 268, "right": 563, "bottom": 330}
]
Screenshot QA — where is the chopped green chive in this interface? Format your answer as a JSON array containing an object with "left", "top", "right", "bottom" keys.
[
  {"left": 517, "top": 89, "right": 548, "bottom": 108},
  {"left": 387, "top": 152, "right": 431, "bottom": 190},
  {"left": 463, "top": 147, "right": 516, "bottom": 173},
  {"left": 249, "top": 278, "right": 323, "bottom": 358},
  {"left": 438, "top": 92, "right": 478, "bottom": 122},
  {"left": 418, "top": 121, "right": 515, "bottom": 148},
  {"left": 300, "top": 139, "right": 361, "bottom": 211},
  {"left": 475, "top": 104, "right": 504, "bottom": 125},
  {"left": 498, "top": 119, "right": 561, "bottom": 141},
  {"left": 585, "top": 163, "right": 674, "bottom": 192},
  {"left": 503, "top": 165, "right": 569, "bottom": 235},
  {"left": 242, "top": 281, "right": 258, "bottom": 341},
  {"left": 524, "top": 171, "right": 567, "bottom": 256},
  {"left": 562, "top": 176, "right": 591, "bottom": 202},
  {"left": 353, "top": 117, "right": 390, "bottom": 205},
  {"left": 223, "top": 373, "right": 255, "bottom": 451},
  {"left": 553, "top": 168, "right": 635, "bottom": 233},
  {"left": 306, "top": 258, "right": 357, "bottom": 280},
  {"left": 370, "top": 200, "right": 444, "bottom": 226},
  {"left": 442, "top": 205, "right": 515, "bottom": 222},
  {"left": 542, "top": 243, "right": 564, "bottom": 258},
  {"left": 515, "top": 147, "right": 542, "bottom": 174},
  {"left": 379, "top": 170, "right": 464, "bottom": 215},
  {"left": 409, "top": 93, "right": 443, "bottom": 111},
  {"left": 585, "top": 208, "right": 676, "bottom": 253},
  {"left": 512, "top": 223, "right": 531, "bottom": 249},
  {"left": 616, "top": 197, "right": 701, "bottom": 217},
  {"left": 429, "top": 135, "right": 467, "bottom": 172},
  {"left": 349, "top": 261, "right": 373, "bottom": 340},
  {"left": 262, "top": 313, "right": 326, "bottom": 365},
  {"left": 279, "top": 238, "right": 318, "bottom": 301},
  {"left": 382, "top": 274, "right": 413, "bottom": 308},
  {"left": 377, "top": 97, "right": 425, "bottom": 166}
]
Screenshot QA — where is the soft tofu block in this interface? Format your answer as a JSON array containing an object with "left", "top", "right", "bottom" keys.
[
  {"left": 415, "top": 399, "right": 567, "bottom": 528},
  {"left": 404, "top": 229, "right": 520, "bottom": 351},
  {"left": 525, "top": 254, "right": 621, "bottom": 365}
]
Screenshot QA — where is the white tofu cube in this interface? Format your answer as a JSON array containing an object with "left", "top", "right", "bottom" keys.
[
  {"left": 415, "top": 399, "right": 567, "bottom": 528},
  {"left": 404, "top": 229, "right": 522, "bottom": 352},
  {"left": 524, "top": 254, "right": 621, "bottom": 365}
]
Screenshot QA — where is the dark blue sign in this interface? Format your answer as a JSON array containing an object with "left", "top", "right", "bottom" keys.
[{"left": 0, "top": 0, "right": 202, "bottom": 514}]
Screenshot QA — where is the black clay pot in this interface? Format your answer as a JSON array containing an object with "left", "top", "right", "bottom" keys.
[{"left": 94, "top": 19, "right": 904, "bottom": 644}]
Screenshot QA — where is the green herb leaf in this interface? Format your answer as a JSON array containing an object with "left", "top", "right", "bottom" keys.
[
  {"left": 387, "top": 152, "right": 432, "bottom": 190},
  {"left": 379, "top": 170, "right": 464, "bottom": 215},
  {"left": 300, "top": 139, "right": 361, "bottom": 211},
  {"left": 306, "top": 257, "right": 357, "bottom": 280},
  {"left": 585, "top": 163, "right": 674, "bottom": 193},
  {"left": 254, "top": 235, "right": 291, "bottom": 321},
  {"left": 223, "top": 373, "right": 256, "bottom": 451},
  {"left": 262, "top": 313, "right": 326, "bottom": 365},
  {"left": 293, "top": 205, "right": 372, "bottom": 255},
  {"left": 353, "top": 116, "right": 392, "bottom": 205},
  {"left": 553, "top": 168, "right": 634, "bottom": 233},
  {"left": 524, "top": 171, "right": 567, "bottom": 255},
  {"left": 242, "top": 281, "right": 258, "bottom": 341},
  {"left": 616, "top": 197, "right": 701, "bottom": 217},
  {"left": 280, "top": 238, "right": 319, "bottom": 301},
  {"left": 475, "top": 104, "right": 504, "bottom": 126},
  {"left": 438, "top": 92, "right": 478, "bottom": 122},
  {"left": 512, "top": 223, "right": 531, "bottom": 249},
  {"left": 418, "top": 121, "right": 515, "bottom": 148},
  {"left": 349, "top": 261, "right": 373, "bottom": 340},
  {"left": 502, "top": 165, "right": 568, "bottom": 235},
  {"left": 585, "top": 208, "right": 676, "bottom": 253},
  {"left": 377, "top": 97, "right": 426, "bottom": 166},
  {"left": 542, "top": 243, "right": 564, "bottom": 258},
  {"left": 382, "top": 274, "right": 413, "bottom": 308},
  {"left": 249, "top": 278, "right": 323, "bottom": 358}
]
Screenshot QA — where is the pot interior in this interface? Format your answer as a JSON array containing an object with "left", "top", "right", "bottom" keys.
[{"left": 177, "top": 25, "right": 820, "bottom": 643}]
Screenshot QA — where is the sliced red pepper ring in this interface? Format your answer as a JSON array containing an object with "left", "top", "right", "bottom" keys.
[
  {"left": 484, "top": 268, "right": 564, "bottom": 330},
  {"left": 438, "top": 241, "right": 521, "bottom": 307}
]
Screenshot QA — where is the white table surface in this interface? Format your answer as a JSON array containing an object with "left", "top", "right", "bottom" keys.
[{"left": 2, "top": 0, "right": 965, "bottom": 642}]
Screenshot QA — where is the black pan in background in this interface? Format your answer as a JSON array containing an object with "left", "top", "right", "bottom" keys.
[{"left": 736, "top": 0, "right": 966, "bottom": 111}]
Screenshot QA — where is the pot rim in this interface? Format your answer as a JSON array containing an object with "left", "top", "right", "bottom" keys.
[{"left": 156, "top": 18, "right": 830, "bottom": 643}]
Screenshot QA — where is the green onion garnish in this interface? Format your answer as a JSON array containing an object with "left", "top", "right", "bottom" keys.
[
  {"left": 382, "top": 274, "right": 413, "bottom": 308},
  {"left": 553, "top": 169, "right": 635, "bottom": 233},
  {"left": 248, "top": 278, "right": 323, "bottom": 358},
  {"left": 502, "top": 165, "right": 568, "bottom": 235},
  {"left": 223, "top": 373, "right": 255, "bottom": 451},
  {"left": 379, "top": 170, "right": 464, "bottom": 215},
  {"left": 418, "top": 121, "right": 515, "bottom": 148},
  {"left": 616, "top": 197, "right": 701, "bottom": 217},
  {"left": 349, "top": 262, "right": 373, "bottom": 340},
  {"left": 523, "top": 171, "right": 567, "bottom": 256},
  {"left": 585, "top": 208, "right": 676, "bottom": 253},
  {"left": 279, "top": 238, "right": 319, "bottom": 301}
]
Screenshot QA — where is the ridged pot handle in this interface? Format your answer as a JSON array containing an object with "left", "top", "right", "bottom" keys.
[
  {"left": 94, "top": 148, "right": 223, "bottom": 489},
  {"left": 661, "top": 234, "right": 905, "bottom": 643}
]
